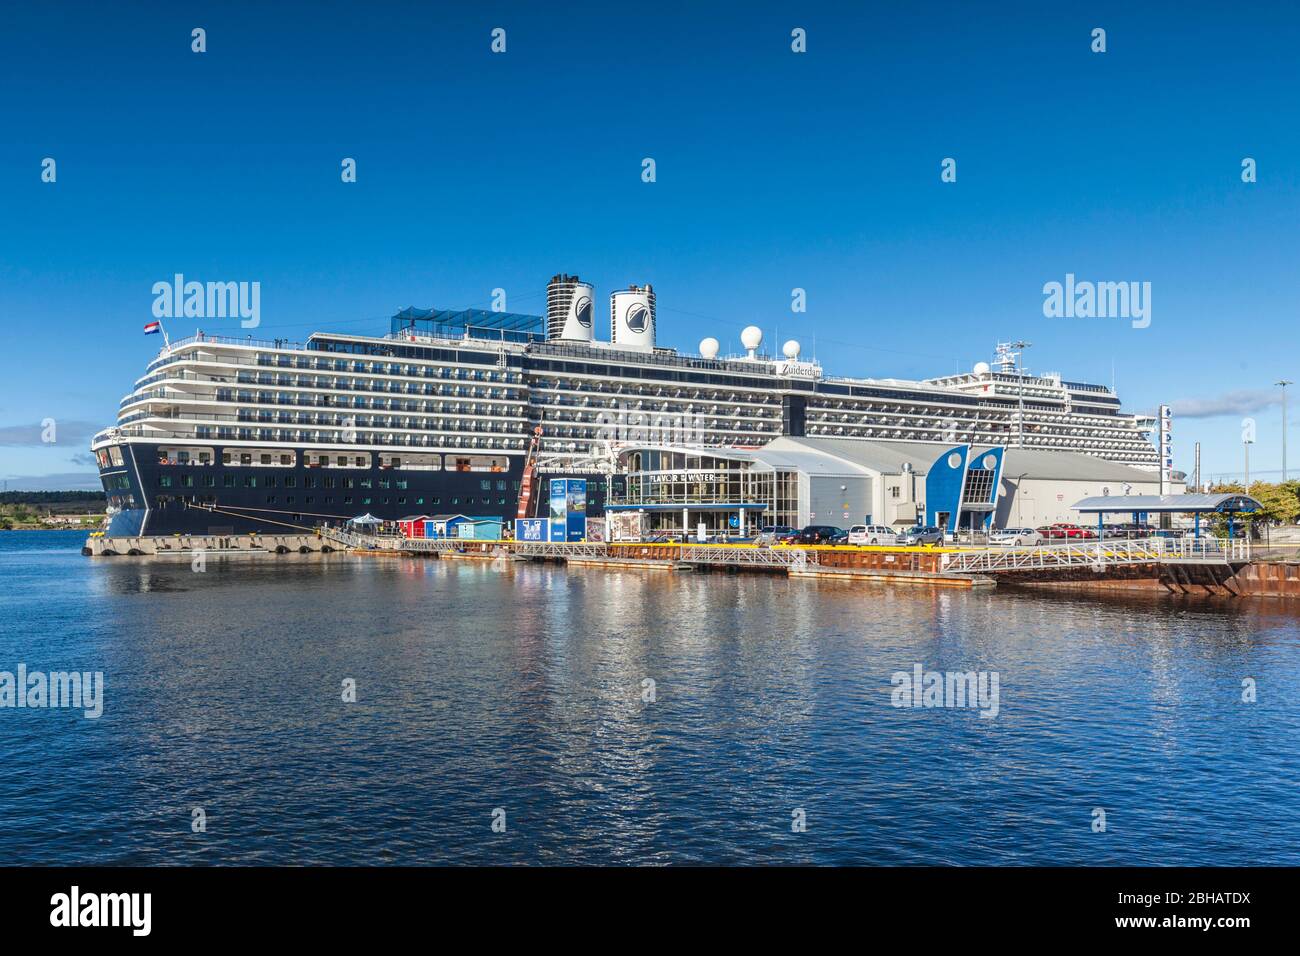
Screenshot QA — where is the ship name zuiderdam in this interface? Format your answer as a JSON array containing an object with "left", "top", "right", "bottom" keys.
[{"left": 91, "top": 273, "right": 1161, "bottom": 537}]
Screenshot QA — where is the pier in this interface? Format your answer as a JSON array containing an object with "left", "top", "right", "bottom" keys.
[{"left": 83, "top": 528, "right": 1290, "bottom": 597}]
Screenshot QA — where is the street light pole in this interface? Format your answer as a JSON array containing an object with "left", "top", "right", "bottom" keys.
[{"left": 1279, "top": 380, "right": 1293, "bottom": 482}]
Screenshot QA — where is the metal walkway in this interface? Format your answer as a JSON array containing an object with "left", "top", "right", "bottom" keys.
[
  {"left": 319, "top": 527, "right": 1251, "bottom": 579},
  {"left": 941, "top": 537, "right": 1250, "bottom": 574},
  {"left": 512, "top": 542, "right": 818, "bottom": 568}
]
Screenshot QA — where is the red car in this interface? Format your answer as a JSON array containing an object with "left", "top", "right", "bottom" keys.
[{"left": 1050, "top": 523, "right": 1097, "bottom": 539}]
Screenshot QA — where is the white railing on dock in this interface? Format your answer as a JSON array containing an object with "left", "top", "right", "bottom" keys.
[{"left": 941, "top": 536, "right": 1250, "bottom": 574}]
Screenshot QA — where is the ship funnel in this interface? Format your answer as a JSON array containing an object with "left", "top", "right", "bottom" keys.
[
  {"left": 610, "top": 284, "right": 656, "bottom": 351},
  {"left": 547, "top": 274, "right": 595, "bottom": 342}
]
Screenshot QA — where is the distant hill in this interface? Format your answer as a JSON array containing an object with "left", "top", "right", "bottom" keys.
[
  {"left": 0, "top": 472, "right": 103, "bottom": 493},
  {"left": 1, "top": 491, "right": 106, "bottom": 511}
]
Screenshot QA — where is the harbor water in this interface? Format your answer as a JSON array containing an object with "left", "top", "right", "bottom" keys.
[{"left": 1, "top": 530, "right": 1297, "bottom": 865}]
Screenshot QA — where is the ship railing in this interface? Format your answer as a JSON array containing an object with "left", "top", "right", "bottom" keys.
[{"left": 163, "top": 333, "right": 307, "bottom": 351}]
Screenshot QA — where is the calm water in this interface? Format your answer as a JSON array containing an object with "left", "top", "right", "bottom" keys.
[{"left": 1, "top": 529, "right": 1297, "bottom": 865}]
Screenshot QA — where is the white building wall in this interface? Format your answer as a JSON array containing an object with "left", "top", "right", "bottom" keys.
[
  {"left": 806, "top": 475, "right": 871, "bottom": 527},
  {"left": 995, "top": 476, "right": 1181, "bottom": 529}
]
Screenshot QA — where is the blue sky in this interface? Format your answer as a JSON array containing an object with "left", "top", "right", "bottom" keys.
[{"left": 2, "top": 0, "right": 1299, "bottom": 489}]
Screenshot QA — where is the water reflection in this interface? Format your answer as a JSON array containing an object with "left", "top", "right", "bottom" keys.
[{"left": 1, "top": 535, "right": 1297, "bottom": 865}]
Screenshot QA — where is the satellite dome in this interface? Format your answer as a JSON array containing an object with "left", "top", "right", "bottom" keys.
[
  {"left": 782, "top": 339, "right": 801, "bottom": 359},
  {"left": 973, "top": 361, "right": 991, "bottom": 375},
  {"left": 699, "top": 337, "right": 720, "bottom": 359},
  {"left": 740, "top": 326, "right": 763, "bottom": 350}
]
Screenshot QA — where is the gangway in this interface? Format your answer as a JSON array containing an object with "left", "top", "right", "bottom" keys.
[{"left": 941, "top": 536, "right": 1250, "bottom": 574}]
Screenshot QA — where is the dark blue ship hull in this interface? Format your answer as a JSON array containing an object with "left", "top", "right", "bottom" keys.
[{"left": 97, "top": 443, "right": 608, "bottom": 536}]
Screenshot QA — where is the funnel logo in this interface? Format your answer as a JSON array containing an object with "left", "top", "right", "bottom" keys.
[
  {"left": 625, "top": 304, "right": 649, "bottom": 333},
  {"left": 574, "top": 296, "right": 592, "bottom": 328}
]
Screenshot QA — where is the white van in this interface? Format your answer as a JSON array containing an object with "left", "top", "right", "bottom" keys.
[{"left": 848, "top": 524, "right": 898, "bottom": 546}]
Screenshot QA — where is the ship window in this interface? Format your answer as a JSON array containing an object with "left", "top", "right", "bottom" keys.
[
  {"left": 244, "top": 476, "right": 256, "bottom": 488},
  {"left": 158, "top": 475, "right": 172, "bottom": 488},
  {"left": 224, "top": 475, "right": 235, "bottom": 488}
]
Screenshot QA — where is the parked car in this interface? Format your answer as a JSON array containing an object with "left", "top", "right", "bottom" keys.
[
  {"left": 1113, "top": 522, "right": 1155, "bottom": 538},
  {"left": 848, "top": 524, "right": 900, "bottom": 546},
  {"left": 897, "top": 525, "right": 945, "bottom": 546},
  {"left": 791, "top": 525, "right": 843, "bottom": 545},
  {"left": 989, "top": 527, "right": 1043, "bottom": 546},
  {"left": 1050, "top": 523, "right": 1096, "bottom": 539},
  {"left": 1036, "top": 525, "right": 1067, "bottom": 540},
  {"left": 756, "top": 525, "right": 797, "bottom": 544},
  {"left": 828, "top": 529, "right": 850, "bottom": 545}
]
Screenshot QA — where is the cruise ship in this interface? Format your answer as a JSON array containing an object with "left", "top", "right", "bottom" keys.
[{"left": 91, "top": 274, "right": 1160, "bottom": 536}]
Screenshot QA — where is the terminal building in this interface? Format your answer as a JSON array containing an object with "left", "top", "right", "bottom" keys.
[{"left": 604, "top": 437, "right": 1180, "bottom": 538}]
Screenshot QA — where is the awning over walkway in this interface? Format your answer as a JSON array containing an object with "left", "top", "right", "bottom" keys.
[{"left": 1071, "top": 493, "right": 1261, "bottom": 514}]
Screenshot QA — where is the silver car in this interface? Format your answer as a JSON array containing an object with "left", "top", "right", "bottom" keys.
[
  {"left": 989, "top": 527, "right": 1043, "bottom": 546},
  {"left": 898, "top": 526, "right": 945, "bottom": 546}
]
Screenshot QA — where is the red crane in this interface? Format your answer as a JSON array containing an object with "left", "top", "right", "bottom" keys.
[{"left": 516, "top": 426, "right": 544, "bottom": 520}]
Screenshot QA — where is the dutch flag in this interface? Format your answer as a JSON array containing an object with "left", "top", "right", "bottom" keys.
[{"left": 144, "top": 321, "right": 162, "bottom": 335}]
